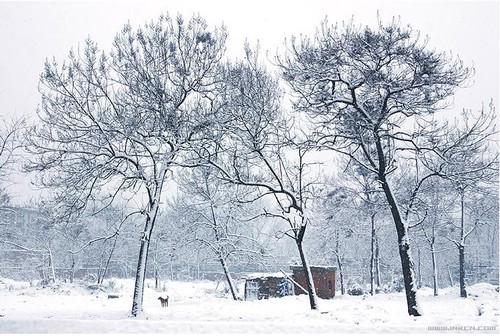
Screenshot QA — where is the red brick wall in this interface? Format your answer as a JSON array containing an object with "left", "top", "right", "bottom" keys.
[{"left": 292, "top": 267, "right": 336, "bottom": 299}]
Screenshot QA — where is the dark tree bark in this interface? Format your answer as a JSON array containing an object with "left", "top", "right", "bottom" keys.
[
  {"left": 378, "top": 168, "right": 421, "bottom": 316},
  {"left": 334, "top": 227, "right": 345, "bottom": 295},
  {"left": 375, "top": 236, "right": 381, "bottom": 288},
  {"left": 370, "top": 212, "right": 376, "bottom": 295},
  {"left": 98, "top": 236, "right": 118, "bottom": 286},
  {"left": 131, "top": 192, "right": 162, "bottom": 317},
  {"left": 278, "top": 17, "right": 473, "bottom": 317},
  {"left": 458, "top": 191, "right": 468, "bottom": 298},
  {"left": 219, "top": 255, "right": 238, "bottom": 301},
  {"left": 296, "top": 226, "right": 318, "bottom": 310},
  {"left": 458, "top": 245, "right": 467, "bottom": 298}
]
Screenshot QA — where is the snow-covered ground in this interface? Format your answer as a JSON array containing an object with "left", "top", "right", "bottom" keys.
[{"left": 0, "top": 278, "right": 498, "bottom": 334}]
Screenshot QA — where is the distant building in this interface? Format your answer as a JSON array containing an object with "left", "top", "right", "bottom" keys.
[{"left": 290, "top": 265, "right": 336, "bottom": 299}]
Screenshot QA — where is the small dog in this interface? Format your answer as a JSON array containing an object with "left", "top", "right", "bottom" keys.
[{"left": 158, "top": 296, "right": 169, "bottom": 307}]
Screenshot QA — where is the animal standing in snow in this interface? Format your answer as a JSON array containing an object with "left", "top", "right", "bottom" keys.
[{"left": 158, "top": 296, "right": 169, "bottom": 307}]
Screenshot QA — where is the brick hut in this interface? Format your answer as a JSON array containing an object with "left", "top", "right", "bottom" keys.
[
  {"left": 244, "top": 273, "right": 294, "bottom": 300},
  {"left": 290, "top": 265, "right": 336, "bottom": 299}
]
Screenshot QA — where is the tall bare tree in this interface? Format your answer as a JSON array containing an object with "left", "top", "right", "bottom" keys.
[
  {"left": 278, "top": 18, "right": 472, "bottom": 316},
  {"left": 25, "top": 14, "right": 227, "bottom": 316},
  {"left": 419, "top": 105, "right": 498, "bottom": 297},
  {"left": 174, "top": 165, "right": 268, "bottom": 300},
  {"left": 191, "top": 47, "right": 321, "bottom": 310}
]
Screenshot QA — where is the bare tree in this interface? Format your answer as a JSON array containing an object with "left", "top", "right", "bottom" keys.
[
  {"left": 415, "top": 178, "right": 453, "bottom": 296},
  {"left": 0, "top": 116, "right": 24, "bottom": 225},
  {"left": 278, "top": 17, "right": 473, "bottom": 316},
  {"left": 0, "top": 201, "right": 60, "bottom": 284},
  {"left": 418, "top": 104, "right": 498, "bottom": 297},
  {"left": 0, "top": 116, "right": 24, "bottom": 182},
  {"left": 174, "top": 166, "right": 268, "bottom": 300},
  {"left": 313, "top": 183, "right": 354, "bottom": 295},
  {"left": 192, "top": 47, "right": 321, "bottom": 310},
  {"left": 64, "top": 205, "right": 133, "bottom": 286},
  {"left": 25, "top": 14, "right": 227, "bottom": 316}
]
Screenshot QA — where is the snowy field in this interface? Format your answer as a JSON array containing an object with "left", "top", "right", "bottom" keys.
[{"left": 0, "top": 278, "right": 498, "bottom": 334}]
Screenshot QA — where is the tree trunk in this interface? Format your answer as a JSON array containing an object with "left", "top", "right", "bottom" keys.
[
  {"left": 430, "top": 242, "right": 438, "bottom": 296},
  {"left": 375, "top": 236, "right": 381, "bottom": 288},
  {"left": 97, "top": 248, "right": 106, "bottom": 285},
  {"left": 131, "top": 200, "right": 160, "bottom": 317},
  {"left": 219, "top": 254, "right": 238, "bottom": 300},
  {"left": 196, "top": 251, "right": 201, "bottom": 280},
  {"left": 447, "top": 266, "right": 454, "bottom": 287},
  {"left": 296, "top": 236, "right": 319, "bottom": 310},
  {"left": 459, "top": 245, "right": 467, "bottom": 298},
  {"left": 416, "top": 246, "right": 422, "bottom": 289},
  {"left": 152, "top": 242, "right": 160, "bottom": 291},
  {"left": 458, "top": 190, "right": 467, "bottom": 298},
  {"left": 336, "top": 254, "right": 345, "bottom": 295},
  {"left": 130, "top": 169, "right": 167, "bottom": 317},
  {"left": 375, "top": 136, "right": 420, "bottom": 316},
  {"left": 99, "top": 236, "right": 118, "bottom": 286},
  {"left": 131, "top": 228, "right": 152, "bottom": 317},
  {"left": 171, "top": 255, "right": 176, "bottom": 280},
  {"left": 335, "top": 227, "right": 345, "bottom": 295},
  {"left": 154, "top": 266, "right": 160, "bottom": 291},
  {"left": 69, "top": 256, "right": 75, "bottom": 284},
  {"left": 48, "top": 248, "right": 56, "bottom": 284},
  {"left": 379, "top": 177, "right": 421, "bottom": 316},
  {"left": 370, "top": 212, "right": 376, "bottom": 295}
]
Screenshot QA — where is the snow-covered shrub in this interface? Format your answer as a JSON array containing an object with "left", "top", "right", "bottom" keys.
[
  {"left": 347, "top": 283, "right": 364, "bottom": 296},
  {"left": 381, "top": 277, "right": 405, "bottom": 293},
  {"left": 82, "top": 274, "right": 97, "bottom": 284},
  {"left": 104, "top": 279, "right": 117, "bottom": 291},
  {"left": 37, "top": 278, "right": 56, "bottom": 288}
]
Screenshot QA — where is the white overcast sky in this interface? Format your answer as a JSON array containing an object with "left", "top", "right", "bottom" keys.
[
  {"left": 0, "top": 0, "right": 498, "bottom": 116},
  {"left": 0, "top": 0, "right": 498, "bottom": 203}
]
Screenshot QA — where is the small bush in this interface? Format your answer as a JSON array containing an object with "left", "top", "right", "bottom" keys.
[
  {"left": 104, "top": 279, "right": 117, "bottom": 291},
  {"left": 348, "top": 283, "right": 364, "bottom": 296}
]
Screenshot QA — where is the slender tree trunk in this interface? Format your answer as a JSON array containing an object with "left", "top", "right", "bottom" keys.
[
  {"left": 47, "top": 248, "right": 56, "bottom": 284},
  {"left": 169, "top": 255, "right": 174, "bottom": 281},
  {"left": 296, "top": 232, "right": 319, "bottom": 310},
  {"left": 219, "top": 254, "right": 238, "bottom": 300},
  {"left": 416, "top": 246, "right": 422, "bottom": 289},
  {"left": 335, "top": 227, "right": 345, "bottom": 295},
  {"left": 430, "top": 242, "right": 439, "bottom": 296},
  {"left": 154, "top": 266, "right": 160, "bottom": 291},
  {"left": 336, "top": 254, "right": 345, "bottom": 295},
  {"left": 69, "top": 256, "right": 75, "bottom": 284},
  {"left": 196, "top": 251, "right": 201, "bottom": 280},
  {"left": 99, "top": 236, "right": 118, "bottom": 286},
  {"left": 97, "top": 248, "right": 106, "bottom": 285},
  {"left": 459, "top": 245, "right": 467, "bottom": 298},
  {"left": 375, "top": 136, "right": 420, "bottom": 316},
  {"left": 447, "top": 266, "right": 454, "bottom": 287},
  {"left": 131, "top": 199, "right": 161, "bottom": 317},
  {"left": 131, "top": 221, "right": 153, "bottom": 316},
  {"left": 379, "top": 177, "right": 421, "bottom": 316},
  {"left": 130, "top": 168, "right": 167, "bottom": 317},
  {"left": 458, "top": 190, "right": 467, "bottom": 298},
  {"left": 370, "top": 212, "right": 376, "bottom": 295},
  {"left": 375, "top": 236, "right": 381, "bottom": 287},
  {"left": 152, "top": 242, "right": 160, "bottom": 291}
]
